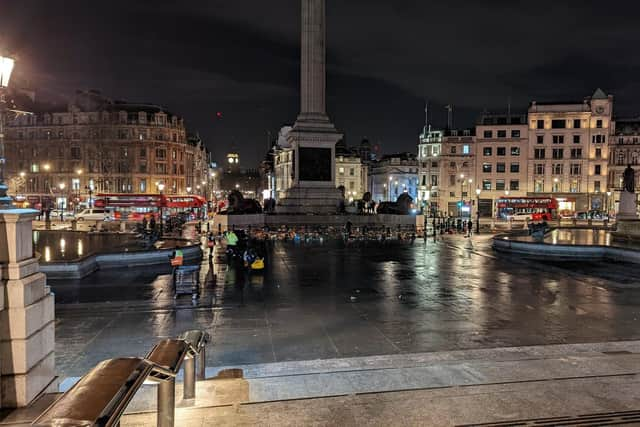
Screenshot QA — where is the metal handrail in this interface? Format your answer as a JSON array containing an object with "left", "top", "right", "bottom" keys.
[{"left": 31, "top": 330, "right": 209, "bottom": 427}]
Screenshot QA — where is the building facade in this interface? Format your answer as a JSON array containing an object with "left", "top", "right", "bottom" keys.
[
  {"left": 609, "top": 118, "right": 640, "bottom": 215},
  {"left": 368, "top": 153, "right": 418, "bottom": 203},
  {"left": 417, "top": 126, "right": 442, "bottom": 214},
  {"left": 527, "top": 89, "right": 613, "bottom": 214},
  {"left": 4, "top": 90, "right": 208, "bottom": 208},
  {"left": 475, "top": 114, "right": 529, "bottom": 217},
  {"left": 335, "top": 139, "right": 368, "bottom": 199},
  {"left": 439, "top": 129, "right": 475, "bottom": 217}
]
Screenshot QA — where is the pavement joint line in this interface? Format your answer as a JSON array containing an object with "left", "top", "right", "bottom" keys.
[{"left": 237, "top": 356, "right": 640, "bottom": 381}]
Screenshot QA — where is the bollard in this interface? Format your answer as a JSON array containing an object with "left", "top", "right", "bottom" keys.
[
  {"left": 197, "top": 346, "right": 206, "bottom": 381},
  {"left": 157, "top": 378, "right": 176, "bottom": 427},
  {"left": 183, "top": 356, "right": 196, "bottom": 400}
]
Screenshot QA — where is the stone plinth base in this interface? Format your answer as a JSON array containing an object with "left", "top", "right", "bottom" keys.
[
  {"left": 277, "top": 186, "right": 342, "bottom": 215},
  {"left": 612, "top": 219, "right": 640, "bottom": 241},
  {"left": 617, "top": 191, "right": 638, "bottom": 220},
  {"left": 0, "top": 209, "right": 57, "bottom": 409}
]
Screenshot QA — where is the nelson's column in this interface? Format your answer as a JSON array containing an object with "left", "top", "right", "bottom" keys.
[{"left": 277, "top": 0, "right": 343, "bottom": 214}]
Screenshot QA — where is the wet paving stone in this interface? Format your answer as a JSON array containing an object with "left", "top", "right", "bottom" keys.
[{"left": 51, "top": 236, "right": 640, "bottom": 379}]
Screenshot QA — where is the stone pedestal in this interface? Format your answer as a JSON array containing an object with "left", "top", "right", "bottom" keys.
[
  {"left": 277, "top": 186, "right": 342, "bottom": 214},
  {"left": 617, "top": 191, "right": 638, "bottom": 220},
  {"left": 0, "top": 209, "right": 56, "bottom": 408}
]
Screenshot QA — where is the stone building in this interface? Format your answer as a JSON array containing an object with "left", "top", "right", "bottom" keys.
[
  {"left": 475, "top": 114, "right": 529, "bottom": 217},
  {"left": 368, "top": 152, "right": 418, "bottom": 203},
  {"left": 335, "top": 139, "right": 368, "bottom": 200},
  {"left": 417, "top": 126, "right": 443, "bottom": 214},
  {"left": 609, "top": 118, "right": 640, "bottom": 214},
  {"left": 527, "top": 89, "right": 613, "bottom": 214},
  {"left": 4, "top": 90, "right": 208, "bottom": 208},
  {"left": 439, "top": 129, "right": 475, "bottom": 217}
]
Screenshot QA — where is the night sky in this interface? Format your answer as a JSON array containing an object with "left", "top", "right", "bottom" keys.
[{"left": 2, "top": 1, "right": 640, "bottom": 165}]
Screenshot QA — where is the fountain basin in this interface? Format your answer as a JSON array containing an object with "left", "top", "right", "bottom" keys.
[
  {"left": 34, "top": 230, "right": 202, "bottom": 278},
  {"left": 492, "top": 228, "right": 640, "bottom": 264}
]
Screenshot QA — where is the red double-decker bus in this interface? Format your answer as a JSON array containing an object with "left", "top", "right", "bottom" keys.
[
  {"left": 94, "top": 193, "right": 206, "bottom": 221},
  {"left": 496, "top": 197, "right": 558, "bottom": 221}
]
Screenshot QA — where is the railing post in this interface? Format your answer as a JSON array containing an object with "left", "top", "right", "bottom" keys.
[
  {"left": 183, "top": 356, "right": 196, "bottom": 400},
  {"left": 157, "top": 378, "right": 176, "bottom": 427},
  {"left": 198, "top": 346, "right": 206, "bottom": 380}
]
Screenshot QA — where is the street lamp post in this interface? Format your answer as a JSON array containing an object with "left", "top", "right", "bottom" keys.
[
  {"left": 158, "top": 183, "right": 165, "bottom": 238},
  {"left": 475, "top": 188, "right": 481, "bottom": 234},
  {"left": 58, "top": 182, "right": 66, "bottom": 220},
  {"left": 0, "top": 54, "right": 16, "bottom": 206},
  {"left": 75, "top": 169, "right": 83, "bottom": 212}
]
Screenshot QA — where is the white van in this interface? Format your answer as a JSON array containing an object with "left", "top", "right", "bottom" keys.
[
  {"left": 510, "top": 212, "right": 532, "bottom": 221},
  {"left": 76, "top": 208, "right": 113, "bottom": 221}
]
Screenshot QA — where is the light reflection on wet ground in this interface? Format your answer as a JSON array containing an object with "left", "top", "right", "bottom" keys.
[{"left": 51, "top": 236, "right": 640, "bottom": 379}]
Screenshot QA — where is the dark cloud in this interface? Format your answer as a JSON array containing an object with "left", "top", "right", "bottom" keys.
[{"left": 2, "top": 0, "right": 640, "bottom": 164}]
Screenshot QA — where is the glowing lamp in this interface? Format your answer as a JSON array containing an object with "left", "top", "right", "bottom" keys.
[{"left": 0, "top": 56, "right": 15, "bottom": 88}]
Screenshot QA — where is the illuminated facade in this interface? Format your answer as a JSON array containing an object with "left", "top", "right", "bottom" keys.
[
  {"left": 609, "top": 119, "right": 640, "bottom": 214},
  {"left": 527, "top": 89, "right": 612, "bottom": 214},
  {"left": 368, "top": 153, "right": 418, "bottom": 203},
  {"left": 4, "top": 90, "right": 208, "bottom": 208},
  {"left": 475, "top": 114, "right": 528, "bottom": 217},
  {"left": 417, "top": 126, "right": 442, "bottom": 213},
  {"left": 439, "top": 129, "right": 475, "bottom": 217}
]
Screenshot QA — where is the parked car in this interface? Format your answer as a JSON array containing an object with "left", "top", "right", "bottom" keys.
[{"left": 76, "top": 208, "right": 113, "bottom": 221}]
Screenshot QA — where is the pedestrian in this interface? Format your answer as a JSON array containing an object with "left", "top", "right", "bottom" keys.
[
  {"left": 142, "top": 216, "right": 148, "bottom": 231},
  {"left": 149, "top": 215, "right": 156, "bottom": 232},
  {"left": 467, "top": 219, "right": 473, "bottom": 237},
  {"left": 59, "top": 209, "right": 64, "bottom": 222},
  {"left": 207, "top": 232, "right": 215, "bottom": 258}
]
